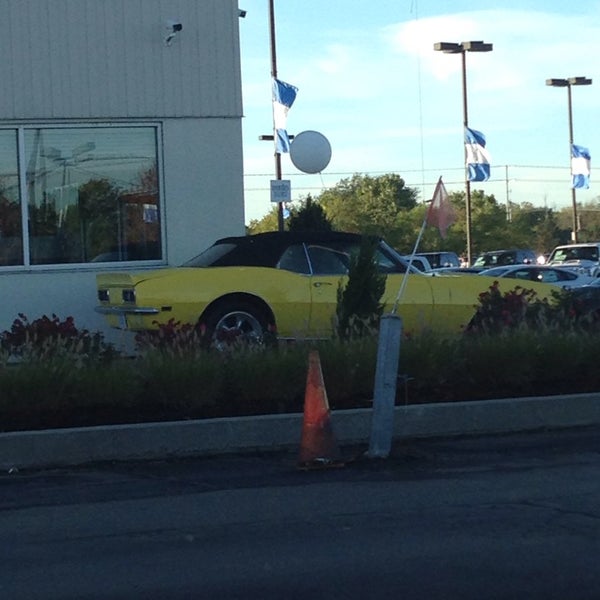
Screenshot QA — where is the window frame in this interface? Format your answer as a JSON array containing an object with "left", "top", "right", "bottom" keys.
[{"left": 0, "top": 122, "right": 165, "bottom": 272}]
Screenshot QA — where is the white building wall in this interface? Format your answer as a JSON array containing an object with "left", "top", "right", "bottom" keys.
[
  {"left": 0, "top": 0, "right": 242, "bottom": 119},
  {"left": 0, "top": 0, "right": 246, "bottom": 344},
  {"left": 162, "top": 118, "right": 245, "bottom": 265},
  {"left": 3, "top": 270, "right": 125, "bottom": 346}
]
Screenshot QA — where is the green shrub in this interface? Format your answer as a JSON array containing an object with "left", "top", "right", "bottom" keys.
[
  {"left": 0, "top": 359, "right": 140, "bottom": 430},
  {"left": 2, "top": 300, "right": 600, "bottom": 432},
  {"left": 336, "top": 238, "right": 386, "bottom": 339}
]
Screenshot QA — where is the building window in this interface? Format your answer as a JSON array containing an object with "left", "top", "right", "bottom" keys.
[
  {"left": 0, "top": 130, "right": 22, "bottom": 266},
  {"left": 0, "top": 125, "right": 162, "bottom": 268}
]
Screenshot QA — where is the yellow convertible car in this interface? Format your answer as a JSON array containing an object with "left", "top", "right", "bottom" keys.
[{"left": 95, "top": 231, "right": 555, "bottom": 343}]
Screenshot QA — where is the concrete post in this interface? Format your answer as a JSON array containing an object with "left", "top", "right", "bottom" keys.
[{"left": 367, "top": 313, "right": 402, "bottom": 458}]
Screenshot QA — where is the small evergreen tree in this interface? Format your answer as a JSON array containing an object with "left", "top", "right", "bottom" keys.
[
  {"left": 288, "top": 195, "right": 332, "bottom": 232},
  {"left": 336, "top": 238, "right": 386, "bottom": 339}
]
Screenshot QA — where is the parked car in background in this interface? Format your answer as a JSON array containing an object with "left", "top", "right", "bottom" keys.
[
  {"left": 431, "top": 266, "right": 485, "bottom": 274},
  {"left": 415, "top": 251, "right": 461, "bottom": 269},
  {"left": 473, "top": 248, "right": 537, "bottom": 268},
  {"left": 478, "top": 265, "right": 596, "bottom": 288},
  {"left": 546, "top": 242, "right": 600, "bottom": 277},
  {"left": 95, "top": 231, "right": 558, "bottom": 346},
  {"left": 403, "top": 255, "right": 432, "bottom": 272}
]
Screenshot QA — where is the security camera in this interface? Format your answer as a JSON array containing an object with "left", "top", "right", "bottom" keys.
[
  {"left": 165, "top": 20, "right": 182, "bottom": 46},
  {"left": 238, "top": 9, "right": 247, "bottom": 18}
]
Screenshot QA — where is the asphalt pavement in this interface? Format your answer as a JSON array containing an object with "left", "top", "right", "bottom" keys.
[{"left": 2, "top": 426, "right": 600, "bottom": 599}]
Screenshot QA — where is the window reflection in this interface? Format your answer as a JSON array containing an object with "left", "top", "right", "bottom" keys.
[
  {"left": 0, "top": 130, "right": 22, "bottom": 266},
  {"left": 24, "top": 126, "right": 161, "bottom": 265}
]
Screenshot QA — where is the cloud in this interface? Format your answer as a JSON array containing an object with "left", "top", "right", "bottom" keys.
[
  {"left": 291, "top": 41, "right": 390, "bottom": 102},
  {"left": 315, "top": 43, "right": 352, "bottom": 74},
  {"left": 387, "top": 10, "right": 600, "bottom": 89}
]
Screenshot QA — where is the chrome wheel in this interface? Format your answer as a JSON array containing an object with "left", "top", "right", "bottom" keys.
[{"left": 211, "top": 309, "right": 266, "bottom": 350}]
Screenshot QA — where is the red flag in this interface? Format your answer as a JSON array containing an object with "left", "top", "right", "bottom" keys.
[{"left": 426, "top": 176, "right": 455, "bottom": 239}]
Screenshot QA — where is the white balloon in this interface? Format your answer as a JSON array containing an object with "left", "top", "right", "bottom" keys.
[{"left": 289, "top": 130, "right": 332, "bottom": 174}]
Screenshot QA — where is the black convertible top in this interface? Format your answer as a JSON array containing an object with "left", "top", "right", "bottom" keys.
[
  {"left": 217, "top": 230, "right": 365, "bottom": 246},
  {"left": 186, "top": 231, "right": 371, "bottom": 268}
]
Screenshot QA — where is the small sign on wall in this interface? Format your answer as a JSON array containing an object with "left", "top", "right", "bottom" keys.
[{"left": 270, "top": 179, "right": 291, "bottom": 203}]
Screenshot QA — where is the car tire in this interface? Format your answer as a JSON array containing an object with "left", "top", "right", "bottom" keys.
[{"left": 200, "top": 300, "right": 274, "bottom": 350}]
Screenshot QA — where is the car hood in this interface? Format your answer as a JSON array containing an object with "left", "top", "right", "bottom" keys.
[{"left": 556, "top": 259, "right": 596, "bottom": 267}]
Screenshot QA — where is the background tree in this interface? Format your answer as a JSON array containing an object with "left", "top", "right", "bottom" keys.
[
  {"left": 245, "top": 172, "right": 600, "bottom": 261},
  {"left": 467, "top": 190, "right": 511, "bottom": 256},
  {"left": 318, "top": 173, "right": 418, "bottom": 241},
  {"left": 247, "top": 205, "right": 280, "bottom": 234},
  {"left": 573, "top": 200, "right": 600, "bottom": 242},
  {"left": 531, "top": 209, "right": 563, "bottom": 255}
]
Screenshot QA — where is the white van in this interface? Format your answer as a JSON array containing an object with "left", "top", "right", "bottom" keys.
[{"left": 546, "top": 242, "right": 600, "bottom": 277}]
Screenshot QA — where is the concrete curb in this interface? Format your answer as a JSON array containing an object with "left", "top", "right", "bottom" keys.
[{"left": 1, "top": 392, "right": 600, "bottom": 470}]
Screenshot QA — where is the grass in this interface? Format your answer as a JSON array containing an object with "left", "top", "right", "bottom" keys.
[{"left": 1, "top": 326, "right": 599, "bottom": 433}]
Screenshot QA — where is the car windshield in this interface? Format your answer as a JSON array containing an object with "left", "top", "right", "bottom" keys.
[
  {"left": 182, "top": 243, "right": 238, "bottom": 267},
  {"left": 381, "top": 243, "right": 420, "bottom": 274},
  {"left": 474, "top": 252, "right": 514, "bottom": 267},
  {"left": 549, "top": 246, "right": 599, "bottom": 263},
  {"left": 417, "top": 252, "right": 459, "bottom": 268}
]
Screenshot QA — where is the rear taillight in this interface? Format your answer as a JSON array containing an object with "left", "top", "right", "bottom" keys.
[{"left": 122, "top": 289, "right": 136, "bottom": 303}]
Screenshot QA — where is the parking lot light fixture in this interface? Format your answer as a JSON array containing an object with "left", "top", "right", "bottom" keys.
[
  {"left": 434, "top": 41, "right": 493, "bottom": 266},
  {"left": 546, "top": 76, "right": 592, "bottom": 243}
]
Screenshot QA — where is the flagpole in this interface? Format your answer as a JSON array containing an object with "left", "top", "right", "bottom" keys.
[
  {"left": 370, "top": 187, "right": 427, "bottom": 459},
  {"left": 372, "top": 212, "right": 426, "bottom": 458},
  {"left": 370, "top": 175, "right": 451, "bottom": 459},
  {"left": 391, "top": 217, "right": 427, "bottom": 315}
]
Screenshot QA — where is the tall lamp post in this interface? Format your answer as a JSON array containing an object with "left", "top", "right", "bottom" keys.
[
  {"left": 546, "top": 76, "right": 592, "bottom": 243},
  {"left": 267, "top": 0, "right": 285, "bottom": 231},
  {"left": 434, "top": 41, "right": 493, "bottom": 266}
]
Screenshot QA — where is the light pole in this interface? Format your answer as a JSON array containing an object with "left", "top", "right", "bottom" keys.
[
  {"left": 267, "top": 0, "right": 285, "bottom": 231},
  {"left": 546, "top": 76, "right": 592, "bottom": 243},
  {"left": 434, "top": 41, "right": 492, "bottom": 266},
  {"left": 257, "top": 0, "right": 290, "bottom": 231}
]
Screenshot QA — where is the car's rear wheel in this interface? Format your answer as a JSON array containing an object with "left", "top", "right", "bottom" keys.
[{"left": 200, "top": 300, "right": 274, "bottom": 350}]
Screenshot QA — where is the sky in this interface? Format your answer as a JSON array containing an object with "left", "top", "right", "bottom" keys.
[{"left": 238, "top": 1, "right": 600, "bottom": 225}]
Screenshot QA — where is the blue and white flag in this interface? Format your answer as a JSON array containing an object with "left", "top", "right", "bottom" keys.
[
  {"left": 272, "top": 78, "right": 298, "bottom": 153},
  {"left": 571, "top": 144, "right": 591, "bottom": 189},
  {"left": 465, "top": 127, "right": 491, "bottom": 182}
]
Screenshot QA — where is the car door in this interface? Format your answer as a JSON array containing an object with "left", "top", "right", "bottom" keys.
[
  {"left": 271, "top": 243, "right": 316, "bottom": 338},
  {"left": 427, "top": 272, "right": 488, "bottom": 332},
  {"left": 305, "top": 244, "right": 349, "bottom": 337},
  {"left": 381, "top": 271, "right": 435, "bottom": 332},
  {"left": 369, "top": 245, "right": 435, "bottom": 333},
  {"left": 305, "top": 241, "right": 437, "bottom": 337}
]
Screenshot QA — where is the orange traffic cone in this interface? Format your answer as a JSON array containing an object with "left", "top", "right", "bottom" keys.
[{"left": 298, "top": 350, "right": 344, "bottom": 469}]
